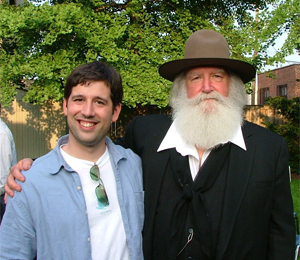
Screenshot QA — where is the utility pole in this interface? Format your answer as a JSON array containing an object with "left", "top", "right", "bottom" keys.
[{"left": 251, "top": 6, "right": 259, "bottom": 105}]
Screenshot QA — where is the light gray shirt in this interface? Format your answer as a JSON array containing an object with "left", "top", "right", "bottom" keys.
[{"left": 0, "top": 118, "right": 17, "bottom": 195}]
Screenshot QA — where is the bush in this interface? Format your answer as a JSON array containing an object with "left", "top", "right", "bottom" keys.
[{"left": 263, "top": 97, "right": 300, "bottom": 174}]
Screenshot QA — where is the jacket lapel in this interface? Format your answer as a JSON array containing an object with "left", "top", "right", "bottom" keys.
[{"left": 216, "top": 123, "right": 256, "bottom": 259}]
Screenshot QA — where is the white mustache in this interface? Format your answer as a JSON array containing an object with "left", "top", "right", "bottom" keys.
[{"left": 189, "top": 92, "right": 226, "bottom": 106}]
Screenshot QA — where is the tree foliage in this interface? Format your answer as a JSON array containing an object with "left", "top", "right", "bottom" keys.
[
  {"left": 1, "top": 0, "right": 298, "bottom": 108},
  {"left": 263, "top": 96, "right": 300, "bottom": 174},
  {"left": 255, "top": 0, "right": 300, "bottom": 67}
]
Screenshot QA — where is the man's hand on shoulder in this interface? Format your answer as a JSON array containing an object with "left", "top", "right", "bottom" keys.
[{"left": 4, "top": 158, "right": 33, "bottom": 200}]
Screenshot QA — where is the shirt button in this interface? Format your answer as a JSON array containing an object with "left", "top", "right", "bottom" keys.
[
  {"left": 77, "top": 186, "right": 82, "bottom": 190},
  {"left": 88, "top": 237, "right": 90, "bottom": 242}
]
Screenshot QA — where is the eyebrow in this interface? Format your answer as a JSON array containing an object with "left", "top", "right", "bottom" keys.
[
  {"left": 71, "top": 95, "right": 109, "bottom": 103},
  {"left": 188, "top": 68, "right": 226, "bottom": 74},
  {"left": 214, "top": 69, "right": 226, "bottom": 74}
]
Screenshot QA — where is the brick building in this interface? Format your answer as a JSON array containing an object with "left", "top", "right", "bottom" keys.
[{"left": 255, "top": 64, "right": 300, "bottom": 105}]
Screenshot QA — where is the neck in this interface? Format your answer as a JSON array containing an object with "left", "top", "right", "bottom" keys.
[
  {"left": 196, "top": 147, "right": 206, "bottom": 165},
  {"left": 62, "top": 138, "right": 107, "bottom": 162}
]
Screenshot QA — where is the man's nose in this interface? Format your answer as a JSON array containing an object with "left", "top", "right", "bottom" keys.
[
  {"left": 82, "top": 102, "right": 95, "bottom": 117},
  {"left": 201, "top": 76, "right": 214, "bottom": 93}
]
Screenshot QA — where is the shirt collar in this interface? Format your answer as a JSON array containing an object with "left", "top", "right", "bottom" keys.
[{"left": 157, "top": 121, "right": 246, "bottom": 155}]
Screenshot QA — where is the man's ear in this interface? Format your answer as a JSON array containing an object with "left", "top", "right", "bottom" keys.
[
  {"left": 63, "top": 99, "right": 68, "bottom": 116},
  {"left": 111, "top": 103, "right": 122, "bottom": 123}
]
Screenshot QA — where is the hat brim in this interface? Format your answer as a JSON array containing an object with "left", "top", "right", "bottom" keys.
[{"left": 159, "top": 58, "right": 256, "bottom": 83}]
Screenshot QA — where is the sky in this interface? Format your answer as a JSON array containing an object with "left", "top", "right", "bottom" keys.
[
  {"left": 265, "top": 44, "right": 300, "bottom": 71},
  {"left": 261, "top": 9, "right": 300, "bottom": 71}
]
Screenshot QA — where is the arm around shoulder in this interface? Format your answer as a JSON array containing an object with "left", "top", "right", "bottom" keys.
[{"left": 5, "top": 158, "right": 34, "bottom": 197}]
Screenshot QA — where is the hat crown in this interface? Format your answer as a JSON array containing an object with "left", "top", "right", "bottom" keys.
[
  {"left": 158, "top": 29, "right": 256, "bottom": 83},
  {"left": 184, "top": 30, "right": 230, "bottom": 59}
]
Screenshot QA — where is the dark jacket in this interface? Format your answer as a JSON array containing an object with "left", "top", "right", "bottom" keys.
[{"left": 116, "top": 114, "right": 295, "bottom": 260}]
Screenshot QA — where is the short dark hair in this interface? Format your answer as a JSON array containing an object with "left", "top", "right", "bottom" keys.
[{"left": 64, "top": 61, "right": 123, "bottom": 108}]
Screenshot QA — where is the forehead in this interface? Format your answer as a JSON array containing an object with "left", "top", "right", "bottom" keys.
[
  {"left": 186, "top": 66, "right": 227, "bottom": 75},
  {"left": 70, "top": 81, "right": 111, "bottom": 95}
]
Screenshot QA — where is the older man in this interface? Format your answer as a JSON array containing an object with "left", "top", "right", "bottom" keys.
[
  {"left": 6, "top": 30, "right": 295, "bottom": 260},
  {"left": 117, "top": 29, "right": 295, "bottom": 260}
]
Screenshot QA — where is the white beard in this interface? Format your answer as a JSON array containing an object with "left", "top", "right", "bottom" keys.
[{"left": 170, "top": 74, "right": 247, "bottom": 150}]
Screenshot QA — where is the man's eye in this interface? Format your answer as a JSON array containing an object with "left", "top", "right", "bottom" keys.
[
  {"left": 213, "top": 74, "right": 223, "bottom": 81},
  {"left": 191, "top": 75, "right": 202, "bottom": 81},
  {"left": 95, "top": 100, "right": 104, "bottom": 105}
]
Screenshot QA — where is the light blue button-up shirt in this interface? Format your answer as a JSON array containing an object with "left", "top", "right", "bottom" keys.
[{"left": 0, "top": 135, "right": 144, "bottom": 260}]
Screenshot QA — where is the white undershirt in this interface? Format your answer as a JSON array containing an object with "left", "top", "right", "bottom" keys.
[
  {"left": 157, "top": 122, "right": 246, "bottom": 180},
  {"left": 60, "top": 146, "right": 130, "bottom": 260}
]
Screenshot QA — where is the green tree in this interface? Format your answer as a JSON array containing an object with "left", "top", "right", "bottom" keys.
[
  {"left": 263, "top": 96, "right": 300, "bottom": 174},
  {"left": 253, "top": 0, "right": 300, "bottom": 67},
  {"left": 2, "top": 0, "right": 295, "bottom": 108}
]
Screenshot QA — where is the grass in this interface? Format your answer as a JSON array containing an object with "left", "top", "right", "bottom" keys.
[
  {"left": 291, "top": 179, "right": 300, "bottom": 223},
  {"left": 291, "top": 179, "right": 300, "bottom": 260}
]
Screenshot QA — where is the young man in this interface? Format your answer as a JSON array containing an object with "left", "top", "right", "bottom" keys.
[
  {"left": 0, "top": 61, "right": 144, "bottom": 260},
  {"left": 6, "top": 30, "right": 295, "bottom": 259}
]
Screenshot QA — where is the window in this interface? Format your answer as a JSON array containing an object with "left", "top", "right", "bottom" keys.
[
  {"left": 278, "top": 84, "right": 287, "bottom": 98},
  {"left": 260, "top": 88, "right": 269, "bottom": 105}
]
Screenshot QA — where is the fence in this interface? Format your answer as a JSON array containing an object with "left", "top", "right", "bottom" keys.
[{"left": 2, "top": 90, "right": 283, "bottom": 160}]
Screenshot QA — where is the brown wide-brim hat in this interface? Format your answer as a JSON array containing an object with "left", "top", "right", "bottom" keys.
[{"left": 159, "top": 29, "right": 256, "bottom": 83}]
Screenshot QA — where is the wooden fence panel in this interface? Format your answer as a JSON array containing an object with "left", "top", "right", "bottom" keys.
[
  {"left": 2, "top": 93, "right": 282, "bottom": 161},
  {"left": 2, "top": 90, "right": 66, "bottom": 160}
]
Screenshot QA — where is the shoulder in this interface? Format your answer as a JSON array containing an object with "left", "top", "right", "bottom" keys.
[
  {"left": 129, "top": 114, "right": 172, "bottom": 135},
  {"left": 116, "top": 114, "right": 172, "bottom": 154},
  {"left": 243, "top": 121, "right": 284, "bottom": 140},
  {"left": 242, "top": 121, "right": 287, "bottom": 153},
  {"left": 0, "top": 119, "right": 7, "bottom": 130},
  {"left": 133, "top": 114, "right": 172, "bottom": 125},
  {"left": 19, "top": 149, "right": 60, "bottom": 183},
  {"left": 11, "top": 152, "right": 56, "bottom": 204},
  {"left": 0, "top": 120, "right": 13, "bottom": 138},
  {"left": 107, "top": 137, "right": 141, "bottom": 162}
]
